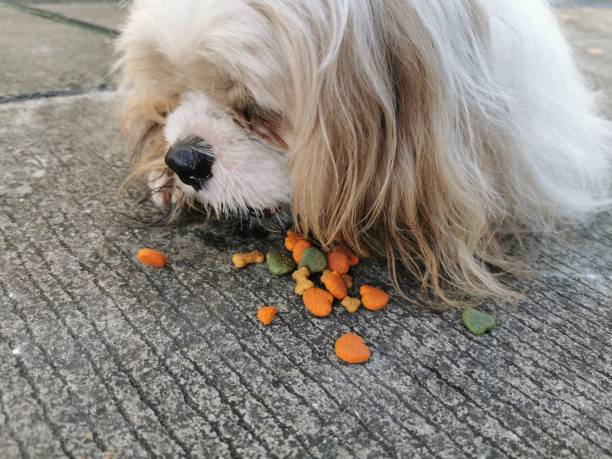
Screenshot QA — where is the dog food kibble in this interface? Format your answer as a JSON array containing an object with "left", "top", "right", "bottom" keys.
[
  {"left": 328, "top": 249, "right": 350, "bottom": 275},
  {"left": 292, "top": 267, "right": 315, "bottom": 295},
  {"left": 341, "top": 296, "right": 361, "bottom": 314},
  {"left": 285, "top": 232, "right": 303, "bottom": 251},
  {"left": 257, "top": 306, "right": 277, "bottom": 325},
  {"left": 292, "top": 239, "right": 313, "bottom": 263},
  {"left": 342, "top": 274, "right": 353, "bottom": 289},
  {"left": 360, "top": 285, "right": 389, "bottom": 311},
  {"left": 291, "top": 266, "right": 310, "bottom": 280},
  {"left": 298, "top": 247, "right": 328, "bottom": 273},
  {"left": 335, "top": 333, "right": 370, "bottom": 364},
  {"left": 266, "top": 252, "right": 297, "bottom": 275},
  {"left": 462, "top": 308, "right": 496, "bottom": 335},
  {"left": 228, "top": 233, "right": 395, "bottom": 365},
  {"left": 232, "top": 251, "right": 265, "bottom": 268},
  {"left": 337, "top": 246, "right": 360, "bottom": 266},
  {"left": 303, "top": 287, "right": 334, "bottom": 317},
  {"left": 321, "top": 270, "right": 348, "bottom": 300},
  {"left": 136, "top": 248, "right": 167, "bottom": 268}
]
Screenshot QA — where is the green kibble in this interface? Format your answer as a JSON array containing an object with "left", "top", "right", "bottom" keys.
[
  {"left": 298, "top": 247, "right": 328, "bottom": 274},
  {"left": 266, "top": 251, "right": 296, "bottom": 276},
  {"left": 462, "top": 308, "right": 496, "bottom": 336}
]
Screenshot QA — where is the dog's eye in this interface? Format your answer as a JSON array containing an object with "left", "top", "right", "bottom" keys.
[
  {"left": 240, "top": 103, "right": 257, "bottom": 123},
  {"left": 230, "top": 101, "right": 263, "bottom": 131},
  {"left": 235, "top": 101, "right": 282, "bottom": 128},
  {"left": 231, "top": 102, "right": 287, "bottom": 150},
  {"left": 235, "top": 101, "right": 264, "bottom": 126}
]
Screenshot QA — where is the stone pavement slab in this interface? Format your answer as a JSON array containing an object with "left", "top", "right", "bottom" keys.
[
  {"left": 0, "top": 91, "right": 611, "bottom": 458},
  {"left": 18, "top": 0, "right": 115, "bottom": 3},
  {"left": 559, "top": 6, "right": 612, "bottom": 110},
  {"left": 0, "top": 2, "right": 611, "bottom": 458},
  {"left": 33, "top": 2, "right": 124, "bottom": 31},
  {"left": 0, "top": 4, "right": 114, "bottom": 100}
]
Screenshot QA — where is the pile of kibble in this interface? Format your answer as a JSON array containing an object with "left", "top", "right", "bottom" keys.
[
  {"left": 231, "top": 230, "right": 389, "bottom": 364},
  {"left": 135, "top": 231, "right": 497, "bottom": 365}
]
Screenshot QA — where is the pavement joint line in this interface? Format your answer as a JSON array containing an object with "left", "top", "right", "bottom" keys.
[
  {"left": 0, "top": 86, "right": 116, "bottom": 105},
  {"left": 1, "top": 0, "right": 119, "bottom": 37}
]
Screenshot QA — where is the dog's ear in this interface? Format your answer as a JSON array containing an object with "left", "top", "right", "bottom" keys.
[
  {"left": 286, "top": 3, "right": 430, "bottom": 253},
  {"left": 120, "top": 91, "right": 178, "bottom": 162},
  {"left": 114, "top": 9, "right": 181, "bottom": 182},
  {"left": 285, "top": 1, "right": 518, "bottom": 305}
]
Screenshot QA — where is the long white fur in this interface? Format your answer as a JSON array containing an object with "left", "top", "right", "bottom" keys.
[
  {"left": 123, "top": 0, "right": 610, "bottom": 219},
  {"left": 117, "top": 0, "right": 611, "bottom": 303},
  {"left": 484, "top": 0, "right": 612, "bottom": 221}
]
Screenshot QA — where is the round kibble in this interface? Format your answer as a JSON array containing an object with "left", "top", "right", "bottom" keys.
[
  {"left": 462, "top": 308, "right": 496, "bottom": 336},
  {"left": 336, "top": 246, "right": 360, "bottom": 266},
  {"left": 303, "top": 288, "right": 333, "bottom": 317},
  {"left": 335, "top": 333, "right": 370, "bottom": 364},
  {"left": 285, "top": 232, "right": 303, "bottom": 251},
  {"left": 266, "top": 252, "right": 297, "bottom": 275},
  {"left": 292, "top": 239, "right": 313, "bottom": 263},
  {"left": 136, "top": 248, "right": 167, "bottom": 268},
  {"left": 257, "top": 306, "right": 277, "bottom": 325},
  {"left": 360, "top": 285, "right": 389, "bottom": 311},
  {"left": 322, "top": 270, "right": 348, "bottom": 300},
  {"left": 328, "top": 249, "right": 350, "bottom": 275},
  {"left": 298, "top": 247, "right": 328, "bottom": 273}
]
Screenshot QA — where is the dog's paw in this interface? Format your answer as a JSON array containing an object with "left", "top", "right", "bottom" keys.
[{"left": 147, "top": 169, "right": 174, "bottom": 207}]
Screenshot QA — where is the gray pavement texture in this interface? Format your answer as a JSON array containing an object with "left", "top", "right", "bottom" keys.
[
  {"left": 0, "top": 1, "right": 611, "bottom": 458},
  {"left": 0, "top": 4, "right": 115, "bottom": 100},
  {"left": 32, "top": 2, "right": 125, "bottom": 30}
]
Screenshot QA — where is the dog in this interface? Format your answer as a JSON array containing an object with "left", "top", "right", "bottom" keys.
[{"left": 115, "top": 0, "right": 611, "bottom": 306}]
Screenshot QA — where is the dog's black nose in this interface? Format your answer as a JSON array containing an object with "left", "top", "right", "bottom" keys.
[{"left": 165, "top": 136, "right": 214, "bottom": 190}]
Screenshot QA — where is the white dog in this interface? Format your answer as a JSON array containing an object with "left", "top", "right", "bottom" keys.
[{"left": 115, "top": 0, "right": 611, "bottom": 305}]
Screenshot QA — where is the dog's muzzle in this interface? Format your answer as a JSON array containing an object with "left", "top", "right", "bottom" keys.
[{"left": 165, "top": 136, "right": 214, "bottom": 190}]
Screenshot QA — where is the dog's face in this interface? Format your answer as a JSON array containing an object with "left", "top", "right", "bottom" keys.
[
  {"left": 163, "top": 91, "right": 291, "bottom": 217},
  {"left": 118, "top": 0, "right": 299, "bottom": 218}
]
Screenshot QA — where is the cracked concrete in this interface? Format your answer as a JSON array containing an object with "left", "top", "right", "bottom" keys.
[
  {"left": 0, "top": 1, "right": 611, "bottom": 458},
  {"left": 33, "top": 2, "right": 125, "bottom": 30}
]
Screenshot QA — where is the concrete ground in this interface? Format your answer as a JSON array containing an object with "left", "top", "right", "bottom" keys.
[{"left": 0, "top": 1, "right": 611, "bottom": 458}]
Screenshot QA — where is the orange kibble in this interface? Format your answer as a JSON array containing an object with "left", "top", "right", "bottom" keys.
[
  {"left": 136, "top": 248, "right": 167, "bottom": 268},
  {"left": 257, "top": 306, "right": 277, "bottom": 325},
  {"left": 327, "top": 249, "right": 350, "bottom": 275},
  {"left": 284, "top": 233, "right": 303, "bottom": 251},
  {"left": 232, "top": 250, "right": 265, "bottom": 268},
  {"left": 360, "top": 285, "right": 389, "bottom": 311},
  {"left": 336, "top": 246, "right": 360, "bottom": 266},
  {"left": 303, "top": 288, "right": 333, "bottom": 318},
  {"left": 293, "top": 239, "right": 312, "bottom": 263},
  {"left": 321, "top": 270, "right": 348, "bottom": 300},
  {"left": 335, "top": 333, "right": 370, "bottom": 364}
]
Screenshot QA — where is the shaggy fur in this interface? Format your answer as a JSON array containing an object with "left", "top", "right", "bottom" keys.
[{"left": 115, "top": 0, "right": 611, "bottom": 306}]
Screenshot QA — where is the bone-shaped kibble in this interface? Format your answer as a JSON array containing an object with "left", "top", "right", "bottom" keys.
[
  {"left": 291, "top": 267, "right": 315, "bottom": 296},
  {"left": 232, "top": 251, "right": 265, "bottom": 268},
  {"left": 341, "top": 296, "right": 361, "bottom": 314}
]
